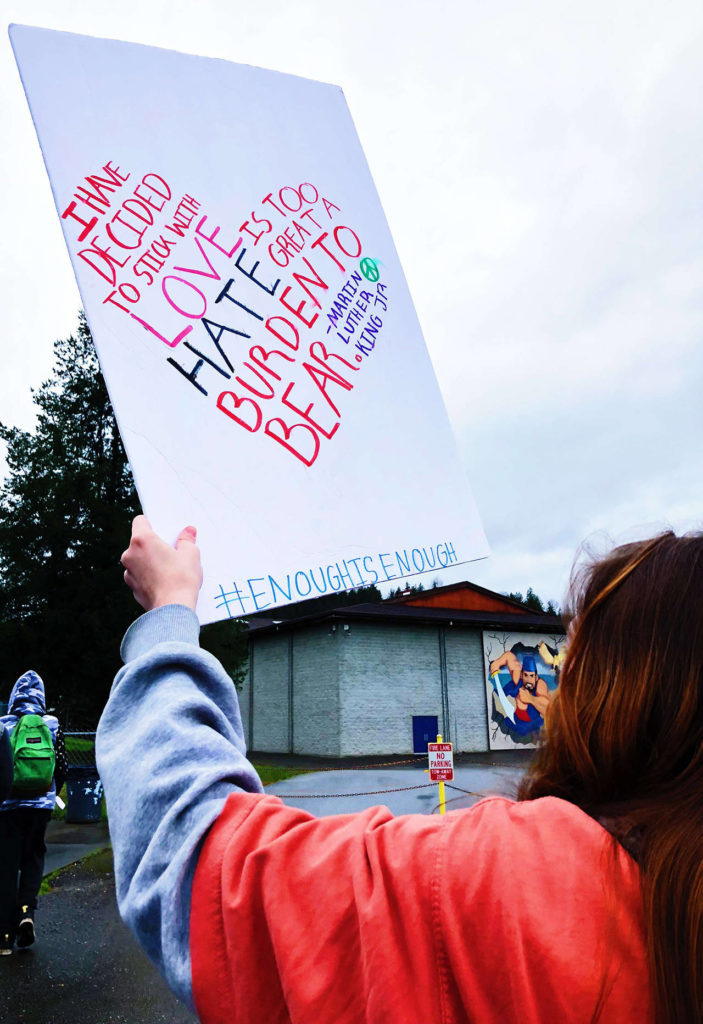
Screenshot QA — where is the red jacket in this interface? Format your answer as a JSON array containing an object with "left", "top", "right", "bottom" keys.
[{"left": 190, "top": 794, "right": 651, "bottom": 1023}]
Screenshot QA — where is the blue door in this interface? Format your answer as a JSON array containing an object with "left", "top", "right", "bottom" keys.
[{"left": 412, "top": 715, "right": 439, "bottom": 754}]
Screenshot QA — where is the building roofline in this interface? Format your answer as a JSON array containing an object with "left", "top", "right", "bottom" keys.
[
  {"left": 385, "top": 579, "right": 533, "bottom": 613},
  {"left": 246, "top": 602, "right": 564, "bottom": 636}
]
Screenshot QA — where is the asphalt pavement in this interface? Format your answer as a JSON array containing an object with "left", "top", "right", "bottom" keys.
[
  {"left": 266, "top": 762, "right": 525, "bottom": 816},
  {"left": 0, "top": 849, "right": 195, "bottom": 1024},
  {"left": 0, "top": 760, "right": 528, "bottom": 1023},
  {"left": 44, "top": 819, "right": 110, "bottom": 875}
]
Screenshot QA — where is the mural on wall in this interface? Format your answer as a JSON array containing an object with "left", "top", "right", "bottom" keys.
[{"left": 483, "top": 631, "right": 566, "bottom": 750}]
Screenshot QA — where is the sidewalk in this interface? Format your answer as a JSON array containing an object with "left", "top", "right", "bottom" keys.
[
  {"left": 44, "top": 818, "right": 110, "bottom": 875},
  {"left": 1, "top": 849, "right": 195, "bottom": 1024}
]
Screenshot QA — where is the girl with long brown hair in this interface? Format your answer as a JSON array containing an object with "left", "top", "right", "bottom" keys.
[
  {"left": 520, "top": 531, "right": 703, "bottom": 1022},
  {"left": 97, "top": 517, "right": 700, "bottom": 1023}
]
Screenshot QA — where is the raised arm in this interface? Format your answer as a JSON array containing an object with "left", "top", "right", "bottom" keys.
[
  {"left": 489, "top": 649, "right": 522, "bottom": 682},
  {"left": 95, "top": 516, "right": 264, "bottom": 1011}
]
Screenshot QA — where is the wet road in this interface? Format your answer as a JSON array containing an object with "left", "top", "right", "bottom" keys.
[
  {"left": 44, "top": 819, "right": 110, "bottom": 875},
  {"left": 0, "top": 849, "right": 195, "bottom": 1024},
  {"left": 266, "top": 763, "right": 524, "bottom": 816}
]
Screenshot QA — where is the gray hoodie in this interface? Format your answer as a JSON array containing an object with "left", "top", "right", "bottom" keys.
[
  {"left": 96, "top": 605, "right": 263, "bottom": 1012},
  {"left": 0, "top": 670, "right": 61, "bottom": 812}
]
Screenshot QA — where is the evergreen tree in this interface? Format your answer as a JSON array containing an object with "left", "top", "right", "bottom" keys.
[
  {"left": 250, "top": 583, "right": 383, "bottom": 621},
  {"left": 387, "top": 581, "right": 427, "bottom": 598},
  {"left": 505, "top": 589, "right": 560, "bottom": 615},
  {"left": 524, "top": 587, "right": 545, "bottom": 613},
  {"left": 0, "top": 315, "right": 140, "bottom": 723},
  {"left": 0, "top": 315, "right": 248, "bottom": 722}
]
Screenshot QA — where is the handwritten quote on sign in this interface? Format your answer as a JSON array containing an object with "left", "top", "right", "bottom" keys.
[
  {"left": 61, "top": 162, "right": 389, "bottom": 469},
  {"left": 10, "top": 25, "right": 490, "bottom": 625}
]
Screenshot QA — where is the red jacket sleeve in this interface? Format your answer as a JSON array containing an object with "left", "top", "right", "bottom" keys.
[
  {"left": 190, "top": 794, "right": 652, "bottom": 1024},
  {"left": 190, "top": 793, "right": 449, "bottom": 1024}
]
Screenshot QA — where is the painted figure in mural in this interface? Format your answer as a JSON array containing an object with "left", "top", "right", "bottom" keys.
[
  {"left": 537, "top": 639, "right": 566, "bottom": 677},
  {"left": 489, "top": 650, "right": 552, "bottom": 736}
]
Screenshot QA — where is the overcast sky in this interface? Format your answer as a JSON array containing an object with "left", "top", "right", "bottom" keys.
[{"left": 2, "top": 0, "right": 703, "bottom": 607}]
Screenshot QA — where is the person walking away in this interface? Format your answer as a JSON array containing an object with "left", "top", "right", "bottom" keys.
[
  {"left": 0, "top": 728, "right": 12, "bottom": 804},
  {"left": 0, "top": 671, "right": 67, "bottom": 954}
]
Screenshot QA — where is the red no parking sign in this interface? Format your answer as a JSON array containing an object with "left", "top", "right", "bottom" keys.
[{"left": 427, "top": 742, "right": 454, "bottom": 781}]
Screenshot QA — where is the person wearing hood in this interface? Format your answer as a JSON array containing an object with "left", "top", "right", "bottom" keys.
[
  {"left": 0, "top": 728, "right": 11, "bottom": 804},
  {"left": 0, "top": 671, "right": 67, "bottom": 955}
]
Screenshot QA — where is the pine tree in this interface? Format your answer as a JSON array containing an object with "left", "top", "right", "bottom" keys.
[
  {"left": 505, "top": 590, "right": 559, "bottom": 614},
  {"left": 524, "top": 587, "right": 546, "bottom": 613},
  {"left": 0, "top": 314, "right": 249, "bottom": 723},
  {"left": 0, "top": 314, "right": 140, "bottom": 723}
]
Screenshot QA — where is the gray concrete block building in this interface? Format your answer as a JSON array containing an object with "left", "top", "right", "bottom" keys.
[{"left": 239, "top": 583, "right": 563, "bottom": 757}]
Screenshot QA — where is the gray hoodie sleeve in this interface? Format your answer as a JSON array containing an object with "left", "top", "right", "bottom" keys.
[{"left": 95, "top": 605, "right": 264, "bottom": 1012}]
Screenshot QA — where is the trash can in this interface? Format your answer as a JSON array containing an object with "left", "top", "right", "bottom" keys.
[{"left": 65, "top": 765, "right": 104, "bottom": 823}]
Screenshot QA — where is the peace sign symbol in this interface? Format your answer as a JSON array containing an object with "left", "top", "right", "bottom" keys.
[{"left": 360, "top": 257, "right": 380, "bottom": 282}]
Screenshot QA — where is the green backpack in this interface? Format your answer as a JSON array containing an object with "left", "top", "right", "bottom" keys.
[{"left": 9, "top": 714, "right": 55, "bottom": 797}]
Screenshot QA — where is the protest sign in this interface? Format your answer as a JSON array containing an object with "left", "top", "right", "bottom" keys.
[{"left": 10, "top": 24, "right": 489, "bottom": 622}]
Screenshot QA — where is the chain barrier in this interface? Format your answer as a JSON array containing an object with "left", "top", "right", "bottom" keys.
[
  {"left": 272, "top": 762, "right": 498, "bottom": 803},
  {"left": 429, "top": 783, "right": 487, "bottom": 815},
  {"left": 445, "top": 782, "right": 483, "bottom": 797},
  {"left": 275, "top": 782, "right": 438, "bottom": 799},
  {"left": 303, "top": 756, "right": 426, "bottom": 773},
  {"left": 269, "top": 755, "right": 510, "bottom": 774},
  {"left": 271, "top": 775, "right": 492, "bottom": 803},
  {"left": 279, "top": 775, "right": 492, "bottom": 806}
]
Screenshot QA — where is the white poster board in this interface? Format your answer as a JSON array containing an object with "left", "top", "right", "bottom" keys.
[{"left": 10, "top": 25, "right": 489, "bottom": 623}]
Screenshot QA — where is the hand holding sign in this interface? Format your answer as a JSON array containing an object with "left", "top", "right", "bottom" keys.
[{"left": 121, "top": 516, "right": 203, "bottom": 611}]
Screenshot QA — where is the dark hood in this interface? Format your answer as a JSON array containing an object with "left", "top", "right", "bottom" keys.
[{"left": 8, "top": 670, "right": 46, "bottom": 716}]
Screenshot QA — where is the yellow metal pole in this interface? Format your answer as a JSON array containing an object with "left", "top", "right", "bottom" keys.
[{"left": 437, "top": 733, "right": 445, "bottom": 816}]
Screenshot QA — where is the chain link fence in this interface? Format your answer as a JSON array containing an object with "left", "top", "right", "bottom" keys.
[{"left": 65, "top": 731, "right": 97, "bottom": 768}]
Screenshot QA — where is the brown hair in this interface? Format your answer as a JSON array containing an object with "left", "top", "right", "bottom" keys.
[{"left": 518, "top": 531, "right": 703, "bottom": 1022}]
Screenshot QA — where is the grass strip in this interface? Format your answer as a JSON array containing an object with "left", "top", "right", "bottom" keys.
[
  {"left": 253, "top": 764, "right": 310, "bottom": 786},
  {"left": 40, "top": 845, "right": 113, "bottom": 894}
]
